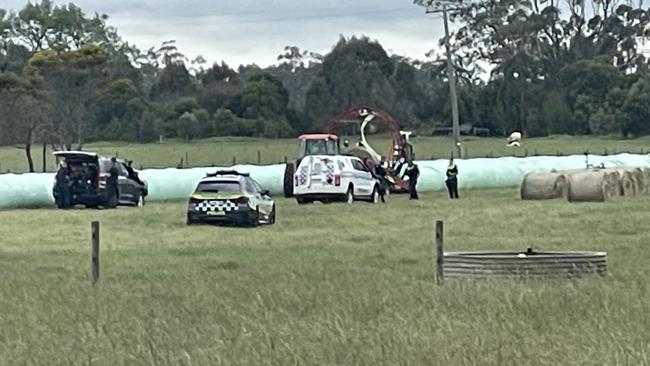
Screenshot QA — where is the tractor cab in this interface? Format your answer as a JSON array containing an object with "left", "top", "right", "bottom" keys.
[{"left": 298, "top": 134, "right": 340, "bottom": 158}]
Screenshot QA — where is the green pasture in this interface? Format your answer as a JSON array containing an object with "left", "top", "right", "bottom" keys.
[
  {"left": 1, "top": 189, "right": 648, "bottom": 365},
  {"left": 2, "top": 135, "right": 650, "bottom": 173}
]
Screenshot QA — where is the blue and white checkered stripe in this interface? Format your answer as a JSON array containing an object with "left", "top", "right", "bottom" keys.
[
  {"left": 298, "top": 165, "right": 308, "bottom": 185},
  {"left": 325, "top": 162, "right": 334, "bottom": 184},
  {"left": 195, "top": 200, "right": 240, "bottom": 212}
]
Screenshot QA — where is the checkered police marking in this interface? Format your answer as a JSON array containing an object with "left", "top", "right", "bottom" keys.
[
  {"left": 195, "top": 200, "right": 240, "bottom": 212},
  {"left": 298, "top": 165, "right": 308, "bottom": 185},
  {"left": 325, "top": 161, "right": 334, "bottom": 184}
]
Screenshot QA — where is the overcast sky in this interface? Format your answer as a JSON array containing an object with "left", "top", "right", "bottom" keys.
[{"left": 3, "top": 0, "right": 445, "bottom": 68}]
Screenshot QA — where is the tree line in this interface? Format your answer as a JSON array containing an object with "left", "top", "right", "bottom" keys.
[{"left": 1, "top": 0, "right": 650, "bottom": 171}]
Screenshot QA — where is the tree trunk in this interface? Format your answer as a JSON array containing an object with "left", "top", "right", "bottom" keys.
[
  {"left": 25, "top": 129, "right": 35, "bottom": 173},
  {"left": 520, "top": 84, "right": 526, "bottom": 136},
  {"left": 42, "top": 142, "right": 47, "bottom": 172}
]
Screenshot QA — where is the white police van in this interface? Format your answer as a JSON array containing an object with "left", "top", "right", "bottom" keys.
[{"left": 293, "top": 155, "right": 381, "bottom": 204}]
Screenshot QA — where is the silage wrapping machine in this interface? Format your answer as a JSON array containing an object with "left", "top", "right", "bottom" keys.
[{"left": 283, "top": 106, "right": 413, "bottom": 197}]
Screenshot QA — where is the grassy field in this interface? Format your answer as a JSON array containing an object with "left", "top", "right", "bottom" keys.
[
  {"left": 2, "top": 135, "right": 650, "bottom": 173},
  {"left": 1, "top": 188, "right": 649, "bottom": 365}
]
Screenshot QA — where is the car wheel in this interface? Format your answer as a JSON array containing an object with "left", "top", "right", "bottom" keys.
[
  {"left": 296, "top": 197, "right": 312, "bottom": 205},
  {"left": 283, "top": 163, "right": 295, "bottom": 198},
  {"left": 136, "top": 192, "right": 145, "bottom": 207},
  {"left": 371, "top": 186, "right": 380, "bottom": 204},
  {"left": 269, "top": 205, "right": 276, "bottom": 225},
  {"left": 346, "top": 187, "right": 354, "bottom": 204},
  {"left": 249, "top": 207, "right": 260, "bottom": 227},
  {"left": 186, "top": 214, "right": 197, "bottom": 225}
]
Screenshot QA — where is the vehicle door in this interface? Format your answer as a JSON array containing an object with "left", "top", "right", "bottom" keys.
[
  {"left": 125, "top": 164, "right": 146, "bottom": 194},
  {"left": 350, "top": 158, "right": 373, "bottom": 197},
  {"left": 247, "top": 178, "right": 273, "bottom": 215},
  {"left": 117, "top": 163, "right": 134, "bottom": 201}
]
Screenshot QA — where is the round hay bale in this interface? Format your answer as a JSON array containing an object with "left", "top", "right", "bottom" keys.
[
  {"left": 629, "top": 168, "right": 645, "bottom": 195},
  {"left": 602, "top": 170, "right": 622, "bottom": 198},
  {"left": 520, "top": 172, "right": 567, "bottom": 200},
  {"left": 567, "top": 170, "right": 617, "bottom": 202},
  {"left": 612, "top": 168, "right": 641, "bottom": 196},
  {"left": 625, "top": 168, "right": 646, "bottom": 195}
]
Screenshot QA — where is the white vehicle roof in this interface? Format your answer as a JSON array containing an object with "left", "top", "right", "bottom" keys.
[
  {"left": 200, "top": 176, "right": 244, "bottom": 183},
  {"left": 301, "top": 154, "right": 361, "bottom": 162},
  {"left": 53, "top": 151, "right": 98, "bottom": 158}
]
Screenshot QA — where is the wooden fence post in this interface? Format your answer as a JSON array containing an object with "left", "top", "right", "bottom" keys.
[
  {"left": 435, "top": 220, "right": 444, "bottom": 285},
  {"left": 232, "top": 156, "right": 236, "bottom": 166},
  {"left": 91, "top": 221, "right": 100, "bottom": 285},
  {"left": 284, "top": 156, "right": 288, "bottom": 164},
  {"left": 185, "top": 152, "right": 189, "bottom": 167},
  {"left": 257, "top": 150, "right": 261, "bottom": 164}
]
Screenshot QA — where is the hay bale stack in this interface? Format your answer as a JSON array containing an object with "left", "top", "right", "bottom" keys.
[
  {"left": 567, "top": 170, "right": 619, "bottom": 202},
  {"left": 628, "top": 168, "right": 646, "bottom": 195},
  {"left": 629, "top": 168, "right": 646, "bottom": 194},
  {"left": 602, "top": 170, "right": 622, "bottom": 197},
  {"left": 520, "top": 172, "right": 568, "bottom": 200},
  {"left": 612, "top": 168, "right": 644, "bottom": 196}
]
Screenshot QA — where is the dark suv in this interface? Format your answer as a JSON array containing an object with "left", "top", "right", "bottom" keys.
[{"left": 53, "top": 151, "right": 148, "bottom": 209}]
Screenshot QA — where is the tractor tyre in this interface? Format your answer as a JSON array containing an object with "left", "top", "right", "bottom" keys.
[{"left": 284, "top": 162, "right": 295, "bottom": 198}]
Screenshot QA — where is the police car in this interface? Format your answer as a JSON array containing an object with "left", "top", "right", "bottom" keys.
[
  {"left": 186, "top": 171, "right": 276, "bottom": 226},
  {"left": 293, "top": 155, "right": 382, "bottom": 204}
]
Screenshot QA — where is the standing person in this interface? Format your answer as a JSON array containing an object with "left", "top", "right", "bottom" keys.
[
  {"left": 446, "top": 158, "right": 459, "bottom": 199},
  {"left": 106, "top": 157, "right": 120, "bottom": 202},
  {"left": 394, "top": 133, "right": 414, "bottom": 177},
  {"left": 404, "top": 161, "right": 420, "bottom": 200},
  {"left": 55, "top": 161, "right": 72, "bottom": 208},
  {"left": 368, "top": 158, "right": 387, "bottom": 203}
]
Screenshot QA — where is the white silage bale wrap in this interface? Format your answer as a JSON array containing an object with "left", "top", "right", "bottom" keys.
[{"left": 2, "top": 153, "right": 650, "bottom": 209}]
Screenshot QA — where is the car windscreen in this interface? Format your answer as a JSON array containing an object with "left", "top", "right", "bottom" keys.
[{"left": 196, "top": 181, "right": 240, "bottom": 193}]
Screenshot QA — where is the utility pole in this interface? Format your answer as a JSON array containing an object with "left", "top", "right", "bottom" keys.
[
  {"left": 441, "top": 4, "right": 461, "bottom": 159},
  {"left": 420, "top": 1, "right": 462, "bottom": 158}
]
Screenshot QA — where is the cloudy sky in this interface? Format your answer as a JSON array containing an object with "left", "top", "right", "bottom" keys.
[{"left": 3, "top": 0, "right": 445, "bottom": 67}]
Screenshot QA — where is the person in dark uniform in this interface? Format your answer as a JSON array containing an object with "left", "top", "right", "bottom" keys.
[
  {"left": 375, "top": 156, "right": 388, "bottom": 183},
  {"left": 107, "top": 157, "right": 120, "bottom": 201},
  {"left": 366, "top": 158, "right": 387, "bottom": 203},
  {"left": 394, "top": 133, "right": 415, "bottom": 176},
  {"left": 55, "top": 161, "right": 72, "bottom": 208},
  {"left": 404, "top": 161, "right": 420, "bottom": 200},
  {"left": 445, "top": 158, "right": 459, "bottom": 199}
]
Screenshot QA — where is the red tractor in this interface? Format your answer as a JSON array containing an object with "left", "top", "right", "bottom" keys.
[{"left": 283, "top": 107, "right": 412, "bottom": 197}]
